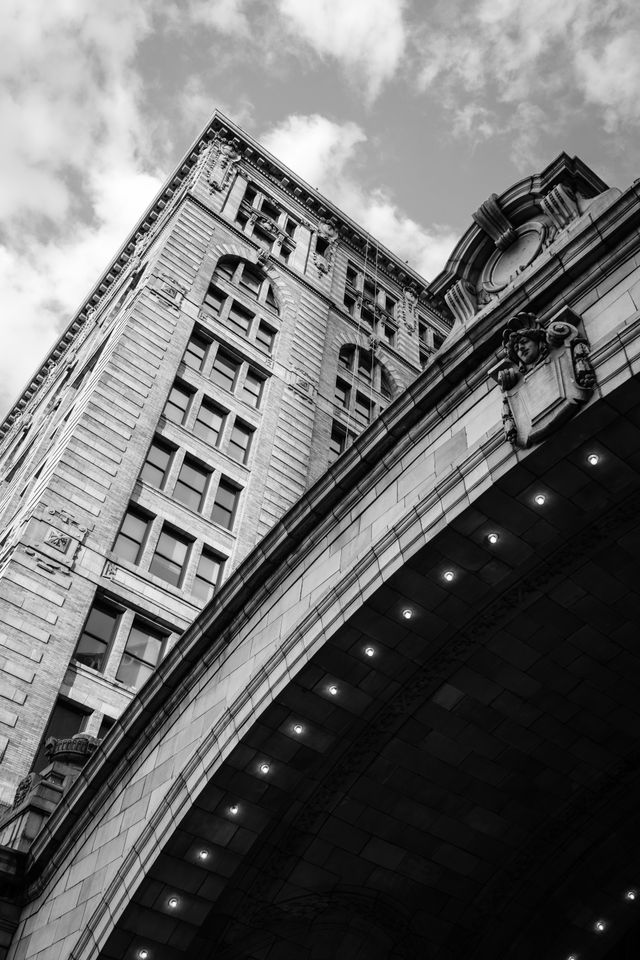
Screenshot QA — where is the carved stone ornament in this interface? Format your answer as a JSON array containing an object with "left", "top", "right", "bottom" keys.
[
  {"left": 209, "top": 136, "right": 241, "bottom": 193},
  {"left": 149, "top": 272, "right": 187, "bottom": 312},
  {"left": 472, "top": 193, "right": 516, "bottom": 251},
  {"left": 445, "top": 279, "right": 477, "bottom": 325},
  {"left": 538, "top": 183, "right": 579, "bottom": 231},
  {"left": 44, "top": 528, "right": 72, "bottom": 554},
  {"left": 480, "top": 221, "right": 548, "bottom": 295},
  {"left": 490, "top": 308, "right": 596, "bottom": 448},
  {"left": 398, "top": 288, "right": 417, "bottom": 333},
  {"left": 312, "top": 220, "right": 338, "bottom": 276}
]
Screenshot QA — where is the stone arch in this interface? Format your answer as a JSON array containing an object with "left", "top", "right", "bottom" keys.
[{"left": 207, "top": 240, "right": 296, "bottom": 320}]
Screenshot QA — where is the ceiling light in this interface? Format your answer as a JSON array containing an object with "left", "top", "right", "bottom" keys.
[
  {"left": 293, "top": 723, "right": 303, "bottom": 734},
  {"left": 328, "top": 684, "right": 338, "bottom": 696},
  {"left": 197, "top": 848, "right": 209, "bottom": 861},
  {"left": 625, "top": 889, "right": 637, "bottom": 901},
  {"left": 587, "top": 453, "right": 599, "bottom": 466},
  {"left": 168, "top": 896, "right": 179, "bottom": 909},
  {"left": 487, "top": 532, "right": 499, "bottom": 544},
  {"left": 228, "top": 803, "right": 239, "bottom": 815},
  {"left": 594, "top": 919, "right": 607, "bottom": 933},
  {"left": 443, "top": 570, "right": 454, "bottom": 582},
  {"left": 259, "top": 762, "right": 270, "bottom": 774},
  {"left": 138, "top": 951, "right": 150, "bottom": 960},
  {"left": 364, "top": 646, "right": 375, "bottom": 657},
  {"left": 534, "top": 494, "right": 546, "bottom": 506},
  {"left": 401, "top": 608, "right": 413, "bottom": 620}
]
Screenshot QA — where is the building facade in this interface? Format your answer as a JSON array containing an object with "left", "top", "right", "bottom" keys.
[
  {"left": 0, "top": 111, "right": 450, "bottom": 810},
  {"left": 2, "top": 115, "right": 640, "bottom": 960}
]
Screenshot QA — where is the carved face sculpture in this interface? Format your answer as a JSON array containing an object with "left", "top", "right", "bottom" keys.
[{"left": 514, "top": 335, "right": 540, "bottom": 368}]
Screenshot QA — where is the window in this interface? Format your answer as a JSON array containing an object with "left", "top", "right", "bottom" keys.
[
  {"left": 149, "top": 526, "right": 192, "bottom": 587},
  {"left": 228, "top": 302, "right": 254, "bottom": 335},
  {"left": 329, "top": 422, "right": 356, "bottom": 464},
  {"left": 164, "top": 382, "right": 193, "bottom": 426},
  {"left": 141, "top": 438, "right": 174, "bottom": 489},
  {"left": 32, "top": 699, "right": 90, "bottom": 773},
  {"left": 256, "top": 322, "right": 276, "bottom": 354},
  {"left": 343, "top": 261, "right": 400, "bottom": 343},
  {"left": 193, "top": 549, "right": 224, "bottom": 602},
  {"left": 194, "top": 398, "right": 226, "bottom": 446},
  {"left": 184, "top": 330, "right": 210, "bottom": 371},
  {"left": 235, "top": 184, "right": 297, "bottom": 256},
  {"left": 174, "top": 458, "right": 210, "bottom": 512},
  {"left": 212, "top": 351, "right": 240, "bottom": 393},
  {"left": 98, "top": 715, "right": 115, "bottom": 741},
  {"left": 241, "top": 369, "right": 264, "bottom": 408},
  {"left": 212, "top": 479, "right": 240, "bottom": 530},
  {"left": 335, "top": 379, "right": 350, "bottom": 408},
  {"left": 203, "top": 284, "right": 225, "bottom": 316},
  {"left": 418, "top": 317, "right": 446, "bottom": 367},
  {"left": 228, "top": 421, "right": 253, "bottom": 464},
  {"left": 239, "top": 264, "right": 262, "bottom": 296},
  {"left": 354, "top": 392, "right": 373, "bottom": 425},
  {"left": 74, "top": 601, "right": 120, "bottom": 671},
  {"left": 113, "top": 508, "right": 151, "bottom": 564},
  {"left": 116, "top": 619, "right": 167, "bottom": 690}
]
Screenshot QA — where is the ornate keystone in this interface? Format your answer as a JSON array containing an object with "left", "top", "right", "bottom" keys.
[{"left": 490, "top": 308, "right": 596, "bottom": 448}]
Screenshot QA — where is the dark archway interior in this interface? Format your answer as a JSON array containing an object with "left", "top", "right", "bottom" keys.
[{"left": 99, "top": 377, "right": 640, "bottom": 960}]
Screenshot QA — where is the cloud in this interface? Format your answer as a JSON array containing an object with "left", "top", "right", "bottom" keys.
[
  {"left": 0, "top": 1, "right": 165, "bottom": 417},
  {"left": 263, "top": 113, "right": 456, "bottom": 279},
  {"left": 415, "top": 0, "right": 640, "bottom": 137},
  {"left": 276, "top": 0, "right": 407, "bottom": 101}
]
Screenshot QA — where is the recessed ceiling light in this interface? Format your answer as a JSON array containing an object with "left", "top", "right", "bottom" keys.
[
  {"left": 328, "top": 684, "right": 338, "bottom": 696},
  {"left": 443, "top": 570, "right": 454, "bottom": 582},
  {"left": 587, "top": 453, "right": 599, "bottom": 466},
  {"left": 487, "top": 532, "right": 499, "bottom": 544},
  {"left": 259, "top": 761, "right": 270, "bottom": 774},
  {"left": 401, "top": 608, "right": 413, "bottom": 620},
  {"left": 625, "top": 889, "right": 637, "bottom": 901},
  {"left": 594, "top": 919, "right": 607, "bottom": 933},
  {"left": 293, "top": 723, "right": 303, "bottom": 735},
  {"left": 534, "top": 494, "right": 546, "bottom": 506},
  {"left": 228, "top": 803, "right": 239, "bottom": 815},
  {"left": 364, "top": 646, "right": 375, "bottom": 657},
  {"left": 138, "top": 950, "right": 150, "bottom": 960},
  {"left": 168, "top": 896, "right": 179, "bottom": 909},
  {"left": 197, "top": 848, "right": 209, "bottom": 860}
]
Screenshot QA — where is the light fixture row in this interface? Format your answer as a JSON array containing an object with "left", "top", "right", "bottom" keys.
[{"left": 564, "top": 889, "right": 637, "bottom": 960}]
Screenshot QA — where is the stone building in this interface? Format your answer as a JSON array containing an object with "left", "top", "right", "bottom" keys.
[
  {"left": 0, "top": 111, "right": 449, "bottom": 811},
  {"left": 2, "top": 114, "right": 640, "bottom": 960}
]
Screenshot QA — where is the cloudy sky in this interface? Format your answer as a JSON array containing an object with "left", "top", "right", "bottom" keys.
[{"left": 2, "top": 0, "right": 640, "bottom": 417}]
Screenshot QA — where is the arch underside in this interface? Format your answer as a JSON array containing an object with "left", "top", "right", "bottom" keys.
[{"left": 90, "top": 376, "right": 640, "bottom": 960}]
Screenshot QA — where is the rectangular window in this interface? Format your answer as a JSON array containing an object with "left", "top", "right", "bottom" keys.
[
  {"left": 212, "top": 479, "right": 240, "bottom": 530},
  {"left": 277, "top": 244, "right": 292, "bottom": 265},
  {"left": 382, "top": 292, "right": 397, "bottom": 317},
  {"left": 382, "top": 324, "right": 396, "bottom": 347},
  {"left": 244, "top": 185, "right": 258, "bottom": 206},
  {"left": 203, "top": 284, "right": 226, "bottom": 315},
  {"left": 228, "top": 302, "right": 254, "bottom": 335},
  {"left": 261, "top": 198, "right": 280, "bottom": 221},
  {"left": 194, "top": 398, "right": 225, "bottom": 446},
  {"left": 284, "top": 218, "right": 297, "bottom": 239},
  {"left": 433, "top": 332, "right": 444, "bottom": 350},
  {"left": 211, "top": 350, "right": 240, "bottom": 392},
  {"left": 241, "top": 369, "right": 264, "bottom": 408},
  {"left": 363, "top": 277, "right": 376, "bottom": 302},
  {"left": 214, "top": 258, "right": 235, "bottom": 281},
  {"left": 343, "top": 293, "right": 356, "bottom": 316},
  {"left": 184, "top": 331, "right": 210, "bottom": 371},
  {"left": 334, "top": 378, "right": 350, "bottom": 408},
  {"left": 174, "top": 457, "right": 210, "bottom": 512},
  {"left": 355, "top": 392, "right": 373, "bottom": 424},
  {"left": 113, "top": 507, "right": 151, "bottom": 564},
  {"left": 329, "top": 421, "right": 355, "bottom": 463},
  {"left": 228, "top": 421, "right": 253, "bottom": 464},
  {"left": 253, "top": 224, "right": 273, "bottom": 249},
  {"left": 360, "top": 307, "right": 375, "bottom": 329},
  {"left": 149, "top": 525, "right": 191, "bottom": 587},
  {"left": 116, "top": 619, "right": 167, "bottom": 690},
  {"left": 256, "top": 322, "right": 276, "bottom": 354},
  {"left": 193, "top": 549, "right": 224, "bottom": 603},
  {"left": 141, "top": 438, "right": 174, "bottom": 489},
  {"left": 164, "top": 382, "right": 193, "bottom": 426},
  {"left": 74, "top": 601, "right": 120, "bottom": 672},
  {"left": 32, "top": 699, "right": 89, "bottom": 773},
  {"left": 346, "top": 264, "right": 358, "bottom": 288},
  {"left": 239, "top": 264, "right": 262, "bottom": 296}
]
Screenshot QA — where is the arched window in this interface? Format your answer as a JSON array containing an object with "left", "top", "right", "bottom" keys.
[
  {"left": 209, "top": 256, "right": 279, "bottom": 313},
  {"left": 202, "top": 256, "right": 279, "bottom": 356}
]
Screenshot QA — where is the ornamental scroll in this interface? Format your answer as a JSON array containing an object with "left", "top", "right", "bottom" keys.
[{"left": 489, "top": 308, "right": 595, "bottom": 448}]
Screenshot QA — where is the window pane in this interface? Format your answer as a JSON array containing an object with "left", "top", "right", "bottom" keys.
[
  {"left": 194, "top": 399, "right": 225, "bottom": 445},
  {"left": 149, "top": 527, "right": 191, "bottom": 587},
  {"left": 228, "top": 422, "right": 253, "bottom": 464},
  {"left": 241, "top": 370, "right": 263, "bottom": 408},
  {"left": 256, "top": 323, "right": 275, "bottom": 353},
  {"left": 116, "top": 655, "right": 154, "bottom": 689},
  {"left": 204, "top": 285, "right": 225, "bottom": 315},
  {"left": 74, "top": 603, "right": 119, "bottom": 671},
  {"left": 228, "top": 302, "right": 253, "bottom": 334},
  {"left": 113, "top": 509, "right": 150, "bottom": 564},
  {"left": 174, "top": 458, "right": 209, "bottom": 512},
  {"left": 261, "top": 198, "right": 280, "bottom": 220},
  {"left": 184, "top": 333, "right": 209, "bottom": 371},
  {"left": 211, "top": 351, "right": 239, "bottom": 392},
  {"left": 239, "top": 265, "right": 262, "bottom": 295},
  {"left": 215, "top": 258, "right": 235, "bottom": 281},
  {"left": 265, "top": 284, "right": 277, "bottom": 311},
  {"left": 335, "top": 379, "right": 350, "bottom": 408},
  {"left": 212, "top": 479, "right": 239, "bottom": 530},
  {"left": 124, "top": 623, "right": 164, "bottom": 665},
  {"left": 164, "top": 383, "right": 192, "bottom": 425},
  {"left": 193, "top": 550, "right": 223, "bottom": 602},
  {"left": 141, "top": 439, "right": 173, "bottom": 488}
]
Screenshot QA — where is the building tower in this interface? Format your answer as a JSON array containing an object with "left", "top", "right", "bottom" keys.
[{"left": 0, "top": 111, "right": 451, "bottom": 810}]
